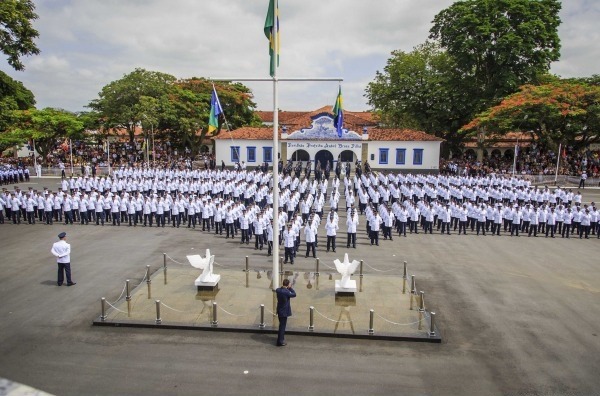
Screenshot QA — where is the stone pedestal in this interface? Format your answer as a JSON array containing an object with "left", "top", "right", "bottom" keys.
[
  {"left": 335, "top": 279, "right": 357, "bottom": 295},
  {"left": 195, "top": 274, "right": 221, "bottom": 291}
]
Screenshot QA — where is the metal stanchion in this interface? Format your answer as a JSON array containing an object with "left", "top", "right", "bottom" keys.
[
  {"left": 163, "top": 253, "right": 167, "bottom": 285},
  {"left": 308, "top": 306, "right": 314, "bottom": 332},
  {"left": 419, "top": 291, "right": 425, "bottom": 312},
  {"left": 211, "top": 302, "right": 218, "bottom": 327},
  {"left": 315, "top": 258, "right": 320, "bottom": 275},
  {"left": 409, "top": 275, "right": 417, "bottom": 310},
  {"left": 100, "top": 297, "right": 107, "bottom": 322},
  {"left": 402, "top": 261, "right": 407, "bottom": 294},
  {"left": 245, "top": 256, "right": 249, "bottom": 288},
  {"left": 146, "top": 265, "right": 151, "bottom": 299},
  {"left": 359, "top": 260, "right": 364, "bottom": 278},
  {"left": 125, "top": 279, "right": 131, "bottom": 301},
  {"left": 259, "top": 304, "right": 265, "bottom": 328},
  {"left": 428, "top": 312, "right": 436, "bottom": 337},
  {"left": 368, "top": 309, "right": 374, "bottom": 335},
  {"left": 155, "top": 300, "right": 161, "bottom": 324},
  {"left": 125, "top": 279, "right": 131, "bottom": 317}
]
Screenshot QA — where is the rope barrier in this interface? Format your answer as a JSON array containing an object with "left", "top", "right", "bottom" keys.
[
  {"left": 109, "top": 283, "right": 127, "bottom": 305},
  {"left": 362, "top": 261, "right": 396, "bottom": 273},
  {"left": 134, "top": 272, "right": 147, "bottom": 287},
  {"left": 218, "top": 305, "right": 256, "bottom": 317},
  {"left": 166, "top": 254, "right": 238, "bottom": 269},
  {"left": 165, "top": 254, "right": 187, "bottom": 266},
  {"left": 213, "top": 261, "right": 239, "bottom": 268},
  {"left": 374, "top": 312, "right": 425, "bottom": 326},
  {"left": 160, "top": 301, "right": 188, "bottom": 313},
  {"left": 265, "top": 307, "right": 276, "bottom": 316},
  {"left": 109, "top": 264, "right": 147, "bottom": 305},
  {"left": 313, "top": 307, "right": 353, "bottom": 323},
  {"left": 105, "top": 300, "right": 127, "bottom": 314},
  {"left": 319, "top": 261, "right": 337, "bottom": 270}
]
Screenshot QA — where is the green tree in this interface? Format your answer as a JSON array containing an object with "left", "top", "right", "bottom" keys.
[
  {"left": 176, "top": 78, "right": 261, "bottom": 131},
  {"left": 0, "top": 70, "right": 35, "bottom": 151},
  {"left": 89, "top": 71, "right": 261, "bottom": 156},
  {"left": 156, "top": 86, "right": 204, "bottom": 155},
  {"left": 430, "top": 0, "right": 561, "bottom": 104},
  {"left": 0, "top": 70, "right": 35, "bottom": 109},
  {"left": 461, "top": 81, "right": 600, "bottom": 149},
  {"left": 365, "top": 42, "right": 476, "bottom": 152},
  {"left": 0, "top": 0, "right": 40, "bottom": 71},
  {"left": 162, "top": 78, "right": 261, "bottom": 155},
  {"left": 1, "top": 108, "right": 85, "bottom": 164},
  {"left": 88, "top": 68, "right": 177, "bottom": 143}
]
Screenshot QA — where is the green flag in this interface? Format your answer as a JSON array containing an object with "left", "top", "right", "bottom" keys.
[{"left": 264, "top": 0, "right": 279, "bottom": 77}]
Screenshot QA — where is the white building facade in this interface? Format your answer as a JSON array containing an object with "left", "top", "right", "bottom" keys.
[{"left": 213, "top": 108, "right": 443, "bottom": 172}]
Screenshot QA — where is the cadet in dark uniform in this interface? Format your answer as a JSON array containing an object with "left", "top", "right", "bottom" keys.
[{"left": 276, "top": 278, "right": 296, "bottom": 347}]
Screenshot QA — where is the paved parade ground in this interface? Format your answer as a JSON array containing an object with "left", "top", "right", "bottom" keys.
[{"left": 0, "top": 179, "right": 598, "bottom": 395}]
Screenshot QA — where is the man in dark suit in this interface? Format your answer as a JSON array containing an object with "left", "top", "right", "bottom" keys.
[{"left": 276, "top": 278, "right": 296, "bottom": 346}]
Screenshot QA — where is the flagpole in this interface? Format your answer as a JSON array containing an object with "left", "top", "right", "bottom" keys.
[
  {"left": 107, "top": 136, "right": 111, "bottom": 176},
  {"left": 512, "top": 140, "right": 518, "bottom": 176},
  {"left": 271, "top": 0, "right": 280, "bottom": 290},
  {"left": 32, "top": 139, "right": 38, "bottom": 176},
  {"left": 554, "top": 143, "right": 561, "bottom": 184},
  {"left": 69, "top": 139, "right": 74, "bottom": 176}
]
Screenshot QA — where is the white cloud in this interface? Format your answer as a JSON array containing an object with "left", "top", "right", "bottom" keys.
[
  {"left": 0, "top": 0, "right": 597, "bottom": 113},
  {"left": 27, "top": 54, "right": 70, "bottom": 72}
]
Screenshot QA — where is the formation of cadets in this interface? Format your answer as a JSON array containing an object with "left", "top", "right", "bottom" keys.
[
  {"left": 0, "top": 163, "right": 598, "bottom": 261},
  {"left": 1, "top": 164, "right": 30, "bottom": 185}
]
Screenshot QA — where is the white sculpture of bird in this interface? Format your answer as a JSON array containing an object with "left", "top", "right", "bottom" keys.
[
  {"left": 187, "top": 249, "right": 218, "bottom": 283},
  {"left": 333, "top": 253, "right": 360, "bottom": 288}
]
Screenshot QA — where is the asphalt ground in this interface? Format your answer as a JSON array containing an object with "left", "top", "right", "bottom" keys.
[{"left": 0, "top": 178, "right": 598, "bottom": 396}]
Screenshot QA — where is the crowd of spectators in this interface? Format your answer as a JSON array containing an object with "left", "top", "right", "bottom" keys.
[
  {"left": 441, "top": 145, "right": 600, "bottom": 179},
  {"left": 4, "top": 140, "right": 216, "bottom": 173}
]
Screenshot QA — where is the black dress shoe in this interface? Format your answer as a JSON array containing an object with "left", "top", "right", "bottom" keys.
[
  {"left": 276, "top": 342, "right": 287, "bottom": 346},
  {"left": 57, "top": 283, "right": 63, "bottom": 286},
  {"left": 67, "top": 282, "right": 76, "bottom": 286}
]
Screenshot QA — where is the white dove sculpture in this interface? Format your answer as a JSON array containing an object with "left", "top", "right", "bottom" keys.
[
  {"left": 333, "top": 253, "right": 360, "bottom": 289},
  {"left": 187, "top": 249, "right": 219, "bottom": 285}
]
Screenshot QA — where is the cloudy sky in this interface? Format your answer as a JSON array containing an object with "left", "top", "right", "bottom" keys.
[{"left": 1, "top": 0, "right": 598, "bottom": 113}]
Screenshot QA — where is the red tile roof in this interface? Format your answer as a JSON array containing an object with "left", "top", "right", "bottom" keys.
[
  {"left": 212, "top": 127, "right": 279, "bottom": 140},
  {"left": 256, "top": 111, "right": 308, "bottom": 123},
  {"left": 213, "top": 127, "right": 442, "bottom": 142},
  {"left": 369, "top": 129, "right": 443, "bottom": 142},
  {"left": 256, "top": 107, "right": 377, "bottom": 130}
]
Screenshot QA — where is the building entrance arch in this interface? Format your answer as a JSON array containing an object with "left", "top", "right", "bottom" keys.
[
  {"left": 315, "top": 150, "right": 334, "bottom": 169},
  {"left": 339, "top": 149, "right": 355, "bottom": 163},
  {"left": 290, "top": 149, "right": 310, "bottom": 162}
]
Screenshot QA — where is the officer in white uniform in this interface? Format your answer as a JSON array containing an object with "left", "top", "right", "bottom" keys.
[{"left": 50, "top": 232, "right": 76, "bottom": 286}]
